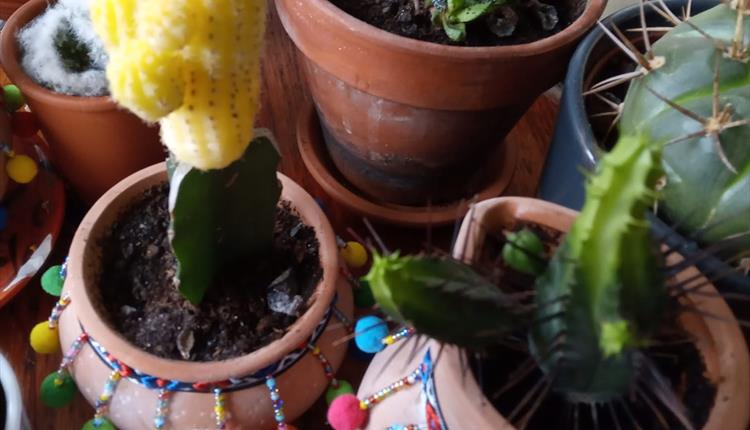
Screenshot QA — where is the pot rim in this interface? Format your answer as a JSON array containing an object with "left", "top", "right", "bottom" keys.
[
  {"left": 290, "top": 0, "right": 607, "bottom": 59},
  {"left": 448, "top": 196, "right": 750, "bottom": 430},
  {"left": 65, "top": 163, "right": 340, "bottom": 382},
  {"left": 0, "top": 0, "right": 118, "bottom": 112}
]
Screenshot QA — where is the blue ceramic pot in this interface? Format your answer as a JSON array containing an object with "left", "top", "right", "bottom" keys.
[{"left": 538, "top": 0, "right": 749, "bottom": 294}]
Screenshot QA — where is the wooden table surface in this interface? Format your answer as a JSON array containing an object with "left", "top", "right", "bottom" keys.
[{"left": 0, "top": 2, "right": 558, "bottom": 429}]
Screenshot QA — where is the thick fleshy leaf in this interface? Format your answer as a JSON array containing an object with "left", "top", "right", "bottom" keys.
[{"left": 169, "top": 130, "right": 281, "bottom": 304}]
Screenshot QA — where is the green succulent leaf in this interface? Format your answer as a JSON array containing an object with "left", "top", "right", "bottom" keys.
[
  {"left": 454, "top": 1, "right": 499, "bottom": 23},
  {"left": 169, "top": 130, "right": 281, "bottom": 305},
  {"left": 442, "top": 18, "right": 467, "bottom": 41},
  {"left": 502, "top": 228, "right": 546, "bottom": 276}
]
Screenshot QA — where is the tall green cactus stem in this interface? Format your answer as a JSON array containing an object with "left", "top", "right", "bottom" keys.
[
  {"left": 620, "top": 2, "right": 750, "bottom": 253},
  {"left": 169, "top": 133, "right": 281, "bottom": 305},
  {"left": 364, "top": 253, "right": 528, "bottom": 347},
  {"left": 532, "top": 134, "right": 667, "bottom": 401}
]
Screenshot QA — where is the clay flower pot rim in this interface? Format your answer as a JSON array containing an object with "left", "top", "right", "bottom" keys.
[
  {"left": 66, "top": 162, "right": 340, "bottom": 382},
  {"left": 0, "top": 0, "right": 119, "bottom": 112},
  {"left": 452, "top": 196, "right": 750, "bottom": 430},
  {"left": 306, "top": 0, "right": 606, "bottom": 58}
]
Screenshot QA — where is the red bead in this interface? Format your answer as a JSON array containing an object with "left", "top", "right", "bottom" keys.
[
  {"left": 193, "top": 382, "right": 210, "bottom": 391},
  {"left": 11, "top": 111, "right": 38, "bottom": 137},
  {"left": 156, "top": 379, "right": 166, "bottom": 388}
]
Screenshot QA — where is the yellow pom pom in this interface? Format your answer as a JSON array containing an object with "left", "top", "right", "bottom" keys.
[
  {"left": 7, "top": 154, "right": 38, "bottom": 184},
  {"left": 30, "top": 322, "right": 59, "bottom": 354},
  {"left": 107, "top": 43, "right": 184, "bottom": 122},
  {"left": 341, "top": 241, "right": 368, "bottom": 268}
]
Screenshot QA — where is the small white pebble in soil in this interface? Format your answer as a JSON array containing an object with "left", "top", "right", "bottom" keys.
[{"left": 17, "top": 0, "right": 108, "bottom": 96}]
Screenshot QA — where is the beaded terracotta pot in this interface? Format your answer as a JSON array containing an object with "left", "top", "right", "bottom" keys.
[
  {"left": 57, "top": 163, "right": 354, "bottom": 429},
  {"left": 357, "top": 197, "right": 750, "bottom": 430}
]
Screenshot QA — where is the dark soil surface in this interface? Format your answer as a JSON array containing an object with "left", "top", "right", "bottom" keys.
[
  {"left": 96, "top": 184, "right": 322, "bottom": 362},
  {"left": 331, "top": 0, "right": 585, "bottom": 46},
  {"left": 468, "top": 222, "right": 716, "bottom": 429}
]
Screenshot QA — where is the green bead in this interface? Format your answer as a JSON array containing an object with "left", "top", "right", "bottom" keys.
[
  {"left": 325, "top": 380, "right": 354, "bottom": 405},
  {"left": 353, "top": 279, "right": 375, "bottom": 308},
  {"left": 82, "top": 418, "right": 115, "bottom": 430},
  {"left": 3, "top": 85, "right": 25, "bottom": 112},
  {"left": 40, "top": 372, "right": 76, "bottom": 408},
  {"left": 41, "top": 265, "right": 64, "bottom": 296}
]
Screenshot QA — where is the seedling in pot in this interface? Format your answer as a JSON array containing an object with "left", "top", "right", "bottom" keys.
[{"left": 426, "top": 0, "right": 561, "bottom": 41}]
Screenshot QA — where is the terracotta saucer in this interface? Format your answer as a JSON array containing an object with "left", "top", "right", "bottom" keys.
[
  {"left": 0, "top": 133, "right": 65, "bottom": 308},
  {"left": 297, "top": 104, "right": 517, "bottom": 227}
]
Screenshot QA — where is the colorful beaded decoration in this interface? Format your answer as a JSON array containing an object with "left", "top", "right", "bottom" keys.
[
  {"left": 214, "top": 388, "right": 228, "bottom": 429},
  {"left": 48, "top": 294, "right": 71, "bottom": 328},
  {"left": 387, "top": 425, "right": 424, "bottom": 430},
  {"left": 153, "top": 389, "right": 171, "bottom": 429},
  {"left": 265, "top": 377, "right": 287, "bottom": 429},
  {"left": 92, "top": 370, "right": 122, "bottom": 425},
  {"left": 359, "top": 367, "right": 422, "bottom": 410},
  {"left": 58, "top": 332, "right": 88, "bottom": 375},
  {"left": 382, "top": 327, "right": 415, "bottom": 346}
]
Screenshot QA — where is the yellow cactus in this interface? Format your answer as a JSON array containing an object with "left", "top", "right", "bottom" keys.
[{"left": 90, "top": 0, "right": 267, "bottom": 170}]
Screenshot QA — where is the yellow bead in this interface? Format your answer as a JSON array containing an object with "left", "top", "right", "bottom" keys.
[
  {"left": 341, "top": 241, "right": 368, "bottom": 268},
  {"left": 7, "top": 154, "right": 38, "bottom": 184},
  {"left": 30, "top": 322, "right": 60, "bottom": 354}
]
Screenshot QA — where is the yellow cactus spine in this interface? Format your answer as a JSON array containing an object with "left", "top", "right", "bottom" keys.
[{"left": 90, "top": 0, "right": 268, "bottom": 170}]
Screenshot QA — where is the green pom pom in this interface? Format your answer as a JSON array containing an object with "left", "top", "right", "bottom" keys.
[
  {"left": 82, "top": 418, "right": 115, "bottom": 430},
  {"left": 502, "top": 228, "right": 546, "bottom": 276},
  {"left": 353, "top": 279, "right": 375, "bottom": 308},
  {"left": 41, "top": 265, "right": 64, "bottom": 296},
  {"left": 40, "top": 372, "right": 76, "bottom": 408},
  {"left": 3, "top": 85, "right": 25, "bottom": 112},
  {"left": 326, "top": 380, "right": 354, "bottom": 405}
]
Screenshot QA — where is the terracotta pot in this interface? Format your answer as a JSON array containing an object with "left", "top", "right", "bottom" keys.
[
  {"left": 0, "top": 0, "right": 165, "bottom": 204},
  {"left": 58, "top": 163, "right": 354, "bottom": 429},
  {"left": 357, "top": 197, "right": 750, "bottom": 430},
  {"left": 275, "top": 0, "right": 606, "bottom": 206}
]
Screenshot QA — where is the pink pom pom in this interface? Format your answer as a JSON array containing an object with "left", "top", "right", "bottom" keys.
[{"left": 327, "top": 394, "right": 368, "bottom": 430}]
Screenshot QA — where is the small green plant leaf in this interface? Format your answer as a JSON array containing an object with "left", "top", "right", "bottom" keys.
[
  {"left": 447, "top": 0, "right": 465, "bottom": 11},
  {"left": 442, "top": 18, "right": 467, "bottom": 41},
  {"left": 454, "top": 1, "right": 499, "bottom": 23},
  {"left": 169, "top": 130, "right": 281, "bottom": 305}
]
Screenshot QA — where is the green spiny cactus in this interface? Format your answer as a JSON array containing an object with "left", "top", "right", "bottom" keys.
[
  {"left": 619, "top": 2, "right": 750, "bottom": 253},
  {"left": 365, "top": 3, "right": 750, "bottom": 411},
  {"left": 364, "top": 252, "right": 529, "bottom": 347}
]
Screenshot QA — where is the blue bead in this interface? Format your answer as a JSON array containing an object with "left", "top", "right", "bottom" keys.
[
  {"left": 270, "top": 391, "right": 279, "bottom": 401},
  {"left": 354, "top": 316, "right": 388, "bottom": 354},
  {"left": 154, "top": 416, "right": 165, "bottom": 428},
  {"left": 275, "top": 413, "right": 285, "bottom": 422},
  {"left": 265, "top": 378, "right": 276, "bottom": 389}
]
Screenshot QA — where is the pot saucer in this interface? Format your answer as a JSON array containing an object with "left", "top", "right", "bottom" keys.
[
  {"left": 297, "top": 104, "right": 517, "bottom": 227},
  {"left": 0, "top": 133, "right": 65, "bottom": 308}
]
